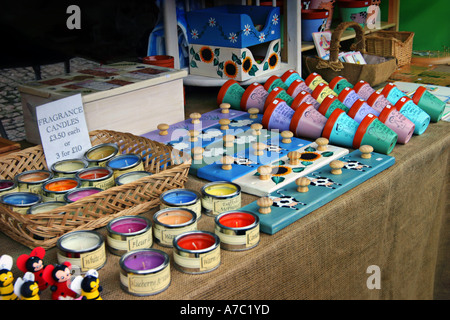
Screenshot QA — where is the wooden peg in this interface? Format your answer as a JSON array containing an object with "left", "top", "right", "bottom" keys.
[
  {"left": 257, "top": 197, "right": 273, "bottom": 214},
  {"left": 220, "top": 103, "right": 231, "bottom": 114},
  {"left": 251, "top": 123, "right": 263, "bottom": 136},
  {"left": 296, "top": 177, "right": 311, "bottom": 193},
  {"left": 359, "top": 145, "right": 374, "bottom": 159},
  {"left": 253, "top": 142, "right": 266, "bottom": 156},
  {"left": 221, "top": 155, "right": 234, "bottom": 170},
  {"left": 330, "top": 160, "right": 344, "bottom": 175},
  {"left": 281, "top": 130, "right": 294, "bottom": 144},
  {"left": 190, "top": 112, "right": 201, "bottom": 124},
  {"left": 257, "top": 165, "right": 272, "bottom": 180},
  {"left": 157, "top": 123, "right": 169, "bottom": 136},
  {"left": 219, "top": 118, "right": 230, "bottom": 130},
  {"left": 188, "top": 130, "right": 199, "bottom": 142},
  {"left": 287, "top": 151, "right": 301, "bottom": 165},
  {"left": 191, "top": 147, "right": 204, "bottom": 161},
  {"left": 316, "top": 137, "right": 329, "bottom": 151},
  {"left": 248, "top": 108, "right": 259, "bottom": 119},
  {"left": 223, "top": 135, "right": 235, "bottom": 148}
]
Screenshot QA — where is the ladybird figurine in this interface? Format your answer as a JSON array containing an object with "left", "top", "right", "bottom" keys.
[
  {"left": 16, "top": 246, "right": 49, "bottom": 291},
  {"left": 42, "top": 262, "right": 77, "bottom": 300},
  {"left": 71, "top": 269, "right": 103, "bottom": 300},
  {"left": 0, "top": 255, "right": 18, "bottom": 300},
  {"left": 14, "top": 272, "right": 40, "bottom": 300}
]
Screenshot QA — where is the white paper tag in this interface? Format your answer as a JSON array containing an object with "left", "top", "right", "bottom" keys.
[{"left": 36, "top": 94, "right": 92, "bottom": 168}]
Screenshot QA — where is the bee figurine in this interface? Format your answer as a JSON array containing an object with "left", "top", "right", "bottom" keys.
[
  {"left": 42, "top": 262, "right": 78, "bottom": 300},
  {"left": 70, "top": 269, "right": 103, "bottom": 300},
  {"left": 0, "top": 255, "right": 18, "bottom": 300},
  {"left": 14, "top": 272, "right": 40, "bottom": 300},
  {"left": 16, "top": 246, "right": 49, "bottom": 291}
]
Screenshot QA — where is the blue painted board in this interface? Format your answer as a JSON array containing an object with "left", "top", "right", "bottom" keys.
[{"left": 240, "top": 150, "right": 395, "bottom": 234}]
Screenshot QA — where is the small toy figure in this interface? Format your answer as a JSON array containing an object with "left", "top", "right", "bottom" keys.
[
  {"left": 42, "top": 262, "right": 77, "bottom": 300},
  {"left": 16, "top": 246, "right": 49, "bottom": 291},
  {"left": 14, "top": 272, "right": 40, "bottom": 300},
  {"left": 0, "top": 255, "right": 18, "bottom": 300},
  {"left": 71, "top": 269, "right": 103, "bottom": 300}
]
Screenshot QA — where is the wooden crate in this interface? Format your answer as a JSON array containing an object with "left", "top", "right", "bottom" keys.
[{"left": 18, "top": 62, "right": 187, "bottom": 144}]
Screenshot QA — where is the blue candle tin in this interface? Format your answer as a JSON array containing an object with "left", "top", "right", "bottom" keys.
[
  {"left": 106, "top": 154, "right": 145, "bottom": 179},
  {"left": 160, "top": 189, "right": 202, "bottom": 220},
  {"left": 0, "top": 192, "right": 42, "bottom": 215}
]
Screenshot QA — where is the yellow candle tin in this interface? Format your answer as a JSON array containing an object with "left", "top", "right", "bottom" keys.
[
  {"left": 51, "top": 158, "right": 89, "bottom": 178},
  {"left": 200, "top": 181, "right": 241, "bottom": 217},
  {"left": 84, "top": 143, "right": 119, "bottom": 167}
]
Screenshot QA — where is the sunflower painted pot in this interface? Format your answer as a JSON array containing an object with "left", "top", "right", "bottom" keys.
[{"left": 188, "top": 39, "right": 281, "bottom": 81}]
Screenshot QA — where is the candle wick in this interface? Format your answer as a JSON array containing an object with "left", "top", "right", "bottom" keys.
[
  {"left": 236, "top": 221, "right": 239, "bottom": 227},
  {"left": 142, "top": 261, "right": 146, "bottom": 269},
  {"left": 192, "top": 242, "right": 198, "bottom": 250},
  {"left": 128, "top": 228, "right": 131, "bottom": 233},
  {"left": 125, "top": 160, "right": 129, "bottom": 166}
]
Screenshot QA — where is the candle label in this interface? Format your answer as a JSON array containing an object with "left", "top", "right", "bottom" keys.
[
  {"left": 107, "top": 230, "right": 153, "bottom": 252},
  {"left": 154, "top": 223, "right": 197, "bottom": 247},
  {"left": 112, "top": 162, "right": 145, "bottom": 179},
  {"left": 57, "top": 243, "right": 106, "bottom": 272},
  {"left": 174, "top": 246, "right": 220, "bottom": 272},
  {"left": 0, "top": 185, "right": 19, "bottom": 197},
  {"left": 121, "top": 265, "right": 171, "bottom": 295},
  {"left": 217, "top": 225, "right": 260, "bottom": 247},
  {"left": 202, "top": 195, "right": 241, "bottom": 216},
  {"left": 9, "top": 205, "right": 32, "bottom": 215},
  {"left": 81, "top": 175, "right": 115, "bottom": 190}
]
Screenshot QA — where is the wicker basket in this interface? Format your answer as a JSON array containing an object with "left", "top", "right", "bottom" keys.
[
  {"left": 0, "top": 130, "right": 192, "bottom": 249},
  {"left": 365, "top": 30, "right": 414, "bottom": 67}
]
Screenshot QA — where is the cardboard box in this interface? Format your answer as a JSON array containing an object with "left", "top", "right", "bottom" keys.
[
  {"left": 186, "top": 5, "right": 281, "bottom": 48},
  {"left": 18, "top": 62, "right": 187, "bottom": 144},
  {"left": 188, "top": 39, "right": 281, "bottom": 81}
]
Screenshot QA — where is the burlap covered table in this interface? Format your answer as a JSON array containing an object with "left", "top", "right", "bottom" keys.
[{"left": 1, "top": 121, "right": 449, "bottom": 300}]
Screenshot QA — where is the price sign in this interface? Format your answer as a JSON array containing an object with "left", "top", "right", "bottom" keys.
[{"left": 36, "top": 94, "right": 92, "bottom": 168}]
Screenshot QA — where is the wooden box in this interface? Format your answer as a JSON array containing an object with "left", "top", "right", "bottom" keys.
[
  {"left": 188, "top": 39, "right": 281, "bottom": 81},
  {"left": 18, "top": 62, "right": 187, "bottom": 144},
  {"left": 186, "top": 5, "right": 281, "bottom": 48}
]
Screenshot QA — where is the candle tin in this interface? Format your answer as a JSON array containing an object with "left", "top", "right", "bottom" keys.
[
  {"left": 16, "top": 170, "right": 54, "bottom": 195},
  {"left": 0, "top": 179, "right": 19, "bottom": 196},
  {"left": 76, "top": 167, "right": 115, "bottom": 190},
  {"left": 63, "top": 187, "right": 103, "bottom": 203},
  {"left": 42, "top": 177, "right": 81, "bottom": 202},
  {"left": 51, "top": 158, "right": 89, "bottom": 178},
  {"left": 160, "top": 188, "right": 202, "bottom": 220},
  {"left": 119, "top": 249, "right": 171, "bottom": 296},
  {"left": 27, "top": 201, "right": 66, "bottom": 215},
  {"left": 56, "top": 230, "right": 106, "bottom": 273},
  {"left": 0, "top": 192, "right": 42, "bottom": 215},
  {"left": 115, "top": 171, "right": 152, "bottom": 186},
  {"left": 107, "top": 216, "right": 153, "bottom": 256},
  {"left": 106, "top": 154, "right": 145, "bottom": 179},
  {"left": 214, "top": 210, "right": 260, "bottom": 251},
  {"left": 84, "top": 143, "right": 119, "bottom": 167},
  {"left": 201, "top": 181, "right": 241, "bottom": 217},
  {"left": 152, "top": 208, "right": 198, "bottom": 247},
  {"left": 172, "top": 231, "right": 221, "bottom": 274}
]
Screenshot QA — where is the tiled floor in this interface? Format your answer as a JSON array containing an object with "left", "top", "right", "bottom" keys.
[
  {"left": 0, "top": 57, "right": 220, "bottom": 145},
  {"left": 0, "top": 57, "right": 101, "bottom": 142}
]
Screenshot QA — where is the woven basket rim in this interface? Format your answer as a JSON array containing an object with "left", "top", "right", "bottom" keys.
[{"left": 0, "top": 130, "right": 192, "bottom": 249}]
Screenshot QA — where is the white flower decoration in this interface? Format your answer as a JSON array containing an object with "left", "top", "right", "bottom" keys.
[
  {"left": 171, "top": 142, "right": 190, "bottom": 151},
  {"left": 203, "top": 147, "right": 225, "bottom": 158},
  {"left": 235, "top": 135, "right": 257, "bottom": 145},
  {"left": 272, "top": 14, "right": 279, "bottom": 25},
  {"left": 229, "top": 32, "right": 238, "bottom": 43},
  {"left": 191, "top": 29, "right": 199, "bottom": 39},
  {"left": 230, "top": 119, "right": 253, "bottom": 127},
  {"left": 208, "top": 17, "right": 216, "bottom": 27},
  {"left": 243, "top": 24, "right": 251, "bottom": 36},
  {"left": 201, "top": 129, "right": 223, "bottom": 140},
  {"left": 258, "top": 33, "right": 266, "bottom": 42}
]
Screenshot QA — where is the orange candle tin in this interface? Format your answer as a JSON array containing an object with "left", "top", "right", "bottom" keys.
[
  {"left": 152, "top": 208, "right": 197, "bottom": 247},
  {"left": 42, "top": 177, "right": 80, "bottom": 202}
]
